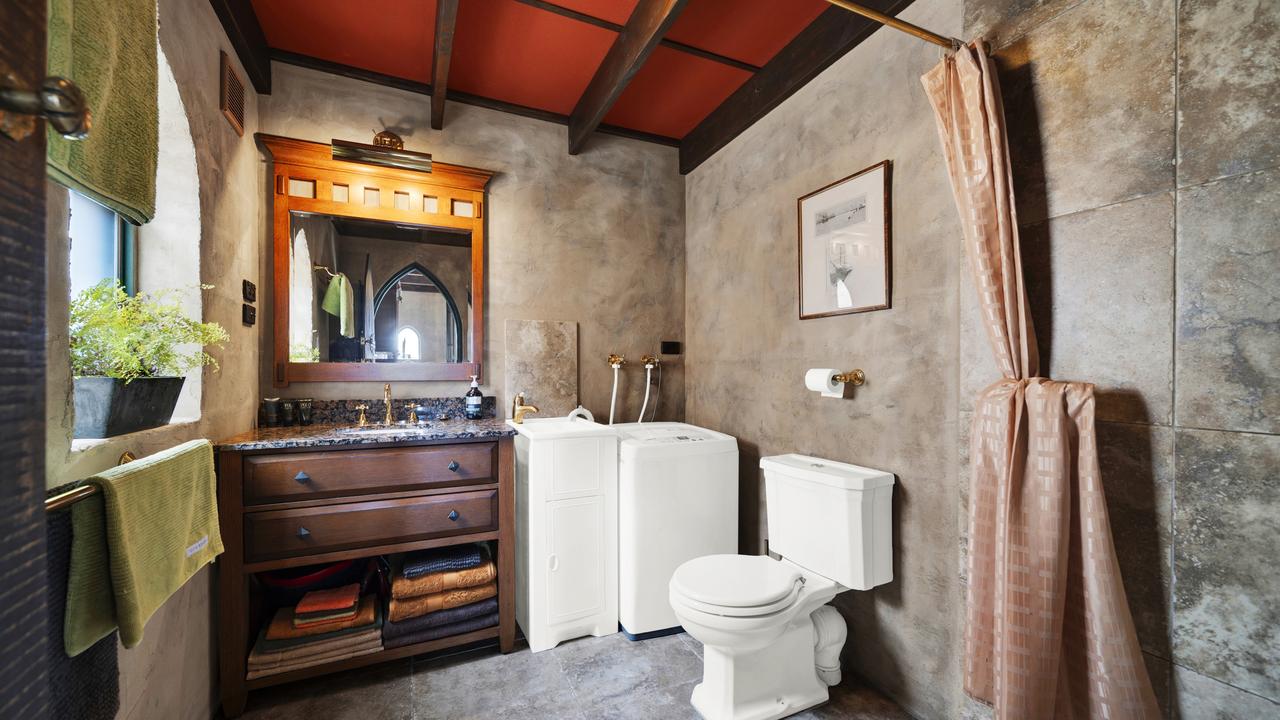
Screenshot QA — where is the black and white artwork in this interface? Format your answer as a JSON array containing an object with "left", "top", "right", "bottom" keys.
[{"left": 798, "top": 161, "right": 891, "bottom": 318}]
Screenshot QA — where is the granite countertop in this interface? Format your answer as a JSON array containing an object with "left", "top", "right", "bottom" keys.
[{"left": 215, "top": 417, "right": 515, "bottom": 451}]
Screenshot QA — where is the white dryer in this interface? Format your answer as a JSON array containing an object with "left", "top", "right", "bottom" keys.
[{"left": 613, "top": 422, "right": 738, "bottom": 639}]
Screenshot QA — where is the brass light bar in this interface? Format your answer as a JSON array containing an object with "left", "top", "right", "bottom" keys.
[
  {"left": 823, "top": 0, "right": 962, "bottom": 50},
  {"left": 332, "top": 139, "right": 433, "bottom": 173}
]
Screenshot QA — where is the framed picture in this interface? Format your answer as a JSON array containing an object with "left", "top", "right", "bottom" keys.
[{"left": 797, "top": 160, "right": 892, "bottom": 319}]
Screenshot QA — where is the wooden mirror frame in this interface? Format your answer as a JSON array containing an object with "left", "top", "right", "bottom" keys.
[{"left": 257, "top": 134, "right": 494, "bottom": 386}]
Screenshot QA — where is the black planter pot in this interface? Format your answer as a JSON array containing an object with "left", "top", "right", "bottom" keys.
[{"left": 73, "top": 376, "right": 186, "bottom": 439}]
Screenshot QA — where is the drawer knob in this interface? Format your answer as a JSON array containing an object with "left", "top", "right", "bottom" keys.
[
  {"left": 296, "top": 526, "right": 311, "bottom": 539},
  {"left": 447, "top": 460, "right": 460, "bottom": 472},
  {"left": 448, "top": 510, "right": 459, "bottom": 521},
  {"left": 294, "top": 471, "right": 311, "bottom": 484}
]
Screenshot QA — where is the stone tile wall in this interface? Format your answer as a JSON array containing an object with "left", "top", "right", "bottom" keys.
[{"left": 964, "top": 0, "right": 1280, "bottom": 715}]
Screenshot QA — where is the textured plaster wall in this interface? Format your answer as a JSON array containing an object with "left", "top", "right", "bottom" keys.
[
  {"left": 43, "top": 0, "right": 263, "bottom": 718},
  {"left": 683, "top": 0, "right": 965, "bottom": 717},
  {"left": 259, "top": 63, "right": 686, "bottom": 423},
  {"left": 960, "top": 0, "right": 1280, "bottom": 717}
]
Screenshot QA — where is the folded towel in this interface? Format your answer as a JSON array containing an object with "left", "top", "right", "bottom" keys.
[
  {"left": 65, "top": 439, "right": 223, "bottom": 656},
  {"left": 402, "top": 543, "right": 489, "bottom": 579},
  {"left": 249, "top": 637, "right": 382, "bottom": 672},
  {"left": 383, "top": 611, "right": 500, "bottom": 650},
  {"left": 296, "top": 583, "right": 360, "bottom": 615},
  {"left": 246, "top": 645, "right": 382, "bottom": 680},
  {"left": 266, "top": 595, "right": 378, "bottom": 642},
  {"left": 249, "top": 628, "right": 382, "bottom": 670},
  {"left": 382, "top": 598, "right": 498, "bottom": 642},
  {"left": 250, "top": 625, "right": 382, "bottom": 667},
  {"left": 389, "top": 582, "right": 497, "bottom": 623},
  {"left": 391, "top": 560, "right": 497, "bottom": 600},
  {"left": 292, "top": 606, "right": 359, "bottom": 629}
]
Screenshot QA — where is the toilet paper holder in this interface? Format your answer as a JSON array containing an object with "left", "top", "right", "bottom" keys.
[{"left": 832, "top": 370, "right": 866, "bottom": 386}]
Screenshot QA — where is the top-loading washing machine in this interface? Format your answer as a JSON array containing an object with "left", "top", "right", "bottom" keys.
[{"left": 613, "top": 422, "right": 738, "bottom": 639}]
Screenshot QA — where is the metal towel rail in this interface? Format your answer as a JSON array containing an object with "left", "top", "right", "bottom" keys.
[{"left": 44, "top": 451, "right": 136, "bottom": 513}]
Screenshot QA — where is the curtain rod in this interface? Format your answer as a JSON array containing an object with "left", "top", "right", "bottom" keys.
[{"left": 823, "top": 0, "right": 962, "bottom": 50}]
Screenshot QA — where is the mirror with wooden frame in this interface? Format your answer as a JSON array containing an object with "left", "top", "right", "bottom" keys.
[{"left": 258, "top": 134, "right": 494, "bottom": 386}]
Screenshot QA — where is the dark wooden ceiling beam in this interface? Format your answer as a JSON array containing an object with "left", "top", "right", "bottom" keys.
[
  {"left": 270, "top": 50, "right": 681, "bottom": 148},
  {"left": 678, "top": 0, "right": 915, "bottom": 174},
  {"left": 430, "top": 0, "right": 460, "bottom": 130},
  {"left": 208, "top": 0, "right": 272, "bottom": 94},
  {"left": 568, "top": 0, "right": 689, "bottom": 155},
  {"left": 512, "top": 0, "right": 760, "bottom": 73}
]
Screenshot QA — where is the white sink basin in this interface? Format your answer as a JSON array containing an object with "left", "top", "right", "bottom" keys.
[{"left": 505, "top": 416, "right": 615, "bottom": 439}]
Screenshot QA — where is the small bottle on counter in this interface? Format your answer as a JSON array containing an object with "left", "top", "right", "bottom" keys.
[{"left": 465, "top": 375, "right": 483, "bottom": 420}]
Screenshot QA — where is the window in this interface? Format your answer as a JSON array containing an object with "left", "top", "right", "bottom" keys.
[
  {"left": 68, "top": 190, "right": 136, "bottom": 297},
  {"left": 396, "top": 326, "right": 421, "bottom": 360}
]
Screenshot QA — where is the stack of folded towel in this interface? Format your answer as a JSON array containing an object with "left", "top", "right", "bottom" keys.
[
  {"left": 247, "top": 584, "right": 382, "bottom": 679},
  {"left": 384, "top": 544, "right": 499, "bottom": 649}
]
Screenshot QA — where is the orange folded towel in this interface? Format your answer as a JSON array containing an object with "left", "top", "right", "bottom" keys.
[
  {"left": 391, "top": 560, "right": 497, "bottom": 600},
  {"left": 388, "top": 582, "right": 497, "bottom": 623},
  {"left": 296, "top": 583, "right": 361, "bottom": 614},
  {"left": 266, "top": 594, "right": 377, "bottom": 641}
]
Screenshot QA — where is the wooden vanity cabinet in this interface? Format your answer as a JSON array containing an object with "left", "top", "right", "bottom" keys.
[{"left": 215, "top": 435, "right": 516, "bottom": 718}]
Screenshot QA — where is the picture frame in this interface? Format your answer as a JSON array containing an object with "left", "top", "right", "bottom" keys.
[{"left": 797, "top": 160, "right": 892, "bottom": 319}]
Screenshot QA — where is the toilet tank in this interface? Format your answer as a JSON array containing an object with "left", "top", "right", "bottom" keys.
[{"left": 761, "top": 454, "right": 893, "bottom": 590}]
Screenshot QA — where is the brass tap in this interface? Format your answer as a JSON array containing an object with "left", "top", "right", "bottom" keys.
[
  {"left": 355, "top": 403, "right": 369, "bottom": 427},
  {"left": 512, "top": 393, "right": 540, "bottom": 424},
  {"left": 383, "top": 383, "right": 394, "bottom": 425},
  {"left": 607, "top": 354, "right": 625, "bottom": 368},
  {"left": 405, "top": 402, "right": 420, "bottom": 424}
]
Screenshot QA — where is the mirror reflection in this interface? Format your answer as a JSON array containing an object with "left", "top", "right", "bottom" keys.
[{"left": 288, "top": 212, "right": 472, "bottom": 363}]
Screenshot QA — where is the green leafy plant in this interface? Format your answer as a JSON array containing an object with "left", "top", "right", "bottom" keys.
[{"left": 70, "top": 280, "right": 230, "bottom": 381}]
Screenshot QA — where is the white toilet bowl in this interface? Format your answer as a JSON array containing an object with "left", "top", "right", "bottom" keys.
[
  {"left": 669, "top": 554, "right": 846, "bottom": 720},
  {"left": 668, "top": 454, "right": 895, "bottom": 720}
]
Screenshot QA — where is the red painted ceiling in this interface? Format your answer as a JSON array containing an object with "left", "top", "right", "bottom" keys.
[{"left": 250, "top": 0, "right": 831, "bottom": 140}]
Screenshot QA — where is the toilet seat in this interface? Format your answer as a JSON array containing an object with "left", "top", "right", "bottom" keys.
[{"left": 671, "top": 555, "right": 804, "bottom": 618}]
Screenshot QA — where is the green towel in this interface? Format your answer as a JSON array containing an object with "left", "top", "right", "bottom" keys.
[
  {"left": 321, "top": 272, "right": 355, "bottom": 338},
  {"left": 64, "top": 439, "right": 223, "bottom": 656},
  {"left": 47, "top": 0, "right": 158, "bottom": 225}
]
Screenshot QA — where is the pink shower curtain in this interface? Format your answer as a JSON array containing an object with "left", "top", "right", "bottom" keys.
[{"left": 922, "top": 41, "right": 1160, "bottom": 719}]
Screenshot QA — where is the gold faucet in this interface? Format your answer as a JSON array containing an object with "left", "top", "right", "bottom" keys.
[
  {"left": 512, "top": 393, "right": 540, "bottom": 424},
  {"left": 383, "top": 383, "right": 394, "bottom": 425},
  {"left": 355, "top": 404, "right": 369, "bottom": 427}
]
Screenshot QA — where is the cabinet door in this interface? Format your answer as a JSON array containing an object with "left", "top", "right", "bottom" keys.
[{"left": 545, "top": 496, "right": 605, "bottom": 625}]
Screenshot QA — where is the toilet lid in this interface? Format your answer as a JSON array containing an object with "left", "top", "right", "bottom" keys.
[{"left": 671, "top": 555, "right": 803, "bottom": 611}]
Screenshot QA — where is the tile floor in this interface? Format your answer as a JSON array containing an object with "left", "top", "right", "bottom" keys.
[{"left": 237, "top": 631, "right": 912, "bottom": 720}]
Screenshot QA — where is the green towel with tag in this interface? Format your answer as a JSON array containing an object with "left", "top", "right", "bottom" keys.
[{"left": 64, "top": 439, "right": 223, "bottom": 656}]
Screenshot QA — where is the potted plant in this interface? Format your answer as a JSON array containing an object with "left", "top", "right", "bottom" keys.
[{"left": 70, "top": 280, "right": 229, "bottom": 439}]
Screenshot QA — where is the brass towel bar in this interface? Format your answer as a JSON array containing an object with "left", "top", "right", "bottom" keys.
[
  {"left": 44, "top": 451, "right": 136, "bottom": 513},
  {"left": 823, "top": 0, "right": 962, "bottom": 50}
]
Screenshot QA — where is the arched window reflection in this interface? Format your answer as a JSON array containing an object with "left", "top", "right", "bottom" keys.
[{"left": 397, "top": 326, "right": 421, "bottom": 360}]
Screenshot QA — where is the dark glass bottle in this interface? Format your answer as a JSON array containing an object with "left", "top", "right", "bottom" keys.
[{"left": 465, "top": 375, "right": 483, "bottom": 420}]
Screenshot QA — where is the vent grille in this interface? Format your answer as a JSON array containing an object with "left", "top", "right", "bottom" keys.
[{"left": 219, "top": 51, "right": 245, "bottom": 137}]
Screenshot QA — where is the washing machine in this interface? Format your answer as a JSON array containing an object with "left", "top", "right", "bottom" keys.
[{"left": 614, "top": 422, "right": 738, "bottom": 639}]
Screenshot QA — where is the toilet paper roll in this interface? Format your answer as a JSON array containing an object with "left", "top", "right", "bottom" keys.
[{"left": 805, "top": 368, "right": 844, "bottom": 398}]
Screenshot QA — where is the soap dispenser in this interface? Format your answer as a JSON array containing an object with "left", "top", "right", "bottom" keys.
[{"left": 464, "top": 375, "right": 483, "bottom": 420}]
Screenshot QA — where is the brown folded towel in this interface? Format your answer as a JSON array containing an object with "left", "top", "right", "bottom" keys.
[
  {"left": 391, "top": 560, "right": 497, "bottom": 600},
  {"left": 248, "top": 635, "right": 381, "bottom": 671},
  {"left": 266, "top": 594, "right": 376, "bottom": 641},
  {"left": 245, "top": 644, "right": 382, "bottom": 680},
  {"left": 388, "top": 582, "right": 497, "bottom": 623},
  {"left": 248, "top": 626, "right": 381, "bottom": 668}
]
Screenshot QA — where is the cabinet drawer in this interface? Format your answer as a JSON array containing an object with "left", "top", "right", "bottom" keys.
[
  {"left": 243, "top": 443, "right": 495, "bottom": 504},
  {"left": 245, "top": 489, "right": 497, "bottom": 561}
]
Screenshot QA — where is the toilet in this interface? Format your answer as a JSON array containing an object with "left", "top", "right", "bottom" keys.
[{"left": 669, "top": 453, "right": 894, "bottom": 720}]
